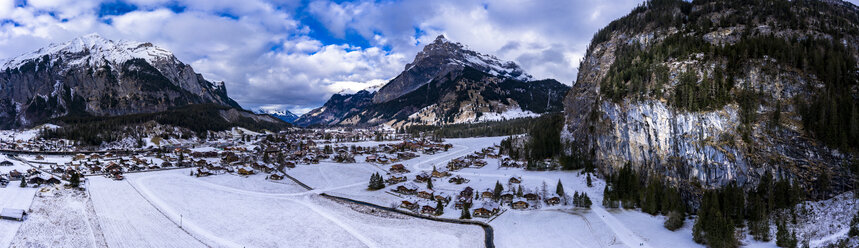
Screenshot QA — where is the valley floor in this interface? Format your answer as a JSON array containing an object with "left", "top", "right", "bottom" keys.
[{"left": 1, "top": 137, "right": 856, "bottom": 247}]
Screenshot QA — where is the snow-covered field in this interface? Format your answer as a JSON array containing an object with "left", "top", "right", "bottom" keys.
[
  {"left": 88, "top": 176, "right": 206, "bottom": 248},
  {"left": 124, "top": 169, "right": 483, "bottom": 248},
  {"left": 0, "top": 155, "right": 38, "bottom": 248},
  {"left": 10, "top": 187, "right": 106, "bottom": 248}
]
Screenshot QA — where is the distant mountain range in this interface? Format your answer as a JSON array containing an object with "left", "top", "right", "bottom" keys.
[
  {"left": 0, "top": 34, "right": 284, "bottom": 130},
  {"left": 257, "top": 108, "right": 299, "bottom": 123},
  {"left": 295, "top": 35, "right": 570, "bottom": 127}
]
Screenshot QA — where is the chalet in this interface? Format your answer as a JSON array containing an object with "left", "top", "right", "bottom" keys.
[
  {"left": 524, "top": 192, "right": 540, "bottom": 201},
  {"left": 73, "top": 154, "right": 86, "bottom": 161},
  {"left": 397, "top": 152, "right": 417, "bottom": 160},
  {"left": 270, "top": 172, "right": 285, "bottom": 180},
  {"left": 447, "top": 158, "right": 466, "bottom": 171},
  {"left": 508, "top": 176, "right": 522, "bottom": 184},
  {"left": 365, "top": 155, "right": 377, "bottom": 163},
  {"left": 421, "top": 205, "right": 437, "bottom": 215},
  {"left": 473, "top": 201, "right": 500, "bottom": 218},
  {"left": 400, "top": 200, "right": 419, "bottom": 211},
  {"left": 34, "top": 155, "right": 44, "bottom": 160},
  {"left": 390, "top": 164, "right": 409, "bottom": 173},
  {"left": 283, "top": 161, "right": 296, "bottom": 168},
  {"left": 455, "top": 196, "right": 472, "bottom": 209},
  {"left": 448, "top": 176, "right": 468, "bottom": 184},
  {"left": 333, "top": 153, "right": 356, "bottom": 163},
  {"left": 472, "top": 160, "right": 487, "bottom": 167},
  {"left": 45, "top": 176, "right": 61, "bottom": 185},
  {"left": 481, "top": 189, "right": 494, "bottom": 199},
  {"left": 414, "top": 172, "right": 431, "bottom": 183},
  {"left": 417, "top": 189, "right": 434, "bottom": 200},
  {"left": 434, "top": 191, "right": 451, "bottom": 203},
  {"left": 376, "top": 156, "right": 389, "bottom": 164},
  {"left": 545, "top": 195, "right": 561, "bottom": 205},
  {"left": 0, "top": 160, "right": 12, "bottom": 166},
  {"left": 196, "top": 168, "right": 212, "bottom": 177},
  {"left": 500, "top": 191, "right": 515, "bottom": 203},
  {"left": 27, "top": 175, "right": 45, "bottom": 185},
  {"left": 459, "top": 187, "right": 474, "bottom": 198},
  {"left": 0, "top": 208, "right": 26, "bottom": 221},
  {"left": 512, "top": 200, "right": 530, "bottom": 210},
  {"left": 386, "top": 175, "right": 407, "bottom": 185},
  {"left": 431, "top": 167, "right": 449, "bottom": 178},
  {"left": 105, "top": 163, "right": 122, "bottom": 174},
  {"left": 237, "top": 166, "right": 255, "bottom": 175},
  {"left": 395, "top": 183, "right": 419, "bottom": 195}
]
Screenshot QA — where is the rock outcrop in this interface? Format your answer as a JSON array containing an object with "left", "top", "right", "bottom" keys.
[{"left": 563, "top": 0, "right": 858, "bottom": 198}]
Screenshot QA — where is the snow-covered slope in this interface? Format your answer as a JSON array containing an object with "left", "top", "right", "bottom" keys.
[{"left": 1, "top": 33, "right": 176, "bottom": 70}]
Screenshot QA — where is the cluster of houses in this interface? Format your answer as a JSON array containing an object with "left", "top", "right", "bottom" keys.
[
  {"left": 1, "top": 168, "right": 62, "bottom": 187},
  {"left": 0, "top": 138, "right": 76, "bottom": 153},
  {"left": 392, "top": 169, "right": 563, "bottom": 218},
  {"left": 58, "top": 149, "right": 214, "bottom": 180}
]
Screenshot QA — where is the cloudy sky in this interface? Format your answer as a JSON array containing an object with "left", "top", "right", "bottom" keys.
[{"left": 1, "top": 0, "right": 857, "bottom": 114}]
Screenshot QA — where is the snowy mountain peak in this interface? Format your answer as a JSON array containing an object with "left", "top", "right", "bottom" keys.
[
  {"left": 1, "top": 33, "right": 176, "bottom": 70},
  {"left": 257, "top": 108, "right": 299, "bottom": 123},
  {"left": 415, "top": 35, "right": 531, "bottom": 82},
  {"left": 373, "top": 35, "right": 534, "bottom": 104}
]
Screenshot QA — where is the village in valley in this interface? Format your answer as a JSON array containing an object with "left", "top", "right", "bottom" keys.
[{"left": 0, "top": 124, "right": 691, "bottom": 248}]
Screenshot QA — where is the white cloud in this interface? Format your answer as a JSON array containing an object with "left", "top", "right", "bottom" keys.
[
  {"left": 0, "top": 0, "right": 648, "bottom": 113},
  {"left": 305, "top": 0, "right": 645, "bottom": 85}
]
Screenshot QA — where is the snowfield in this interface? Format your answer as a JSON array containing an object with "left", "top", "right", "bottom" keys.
[
  {"left": 10, "top": 187, "right": 106, "bottom": 248},
  {"left": 88, "top": 176, "right": 206, "bottom": 248},
  {"left": 125, "top": 169, "right": 484, "bottom": 248},
  {"left": 0, "top": 155, "right": 38, "bottom": 248}
]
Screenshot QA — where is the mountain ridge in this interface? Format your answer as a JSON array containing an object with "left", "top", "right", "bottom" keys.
[
  {"left": 0, "top": 34, "right": 242, "bottom": 129},
  {"left": 295, "top": 36, "right": 568, "bottom": 128}
]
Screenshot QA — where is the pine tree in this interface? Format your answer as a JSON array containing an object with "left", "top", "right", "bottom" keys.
[
  {"left": 664, "top": 211, "right": 684, "bottom": 231},
  {"left": 582, "top": 193, "right": 592, "bottom": 208},
  {"left": 460, "top": 205, "right": 471, "bottom": 219},
  {"left": 368, "top": 173, "right": 384, "bottom": 190},
  {"left": 556, "top": 179, "right": 565, "bottom": 196},
  {"left": 776, "top": 220, "right": 790, "bottom": 247},
  {"left": 516, "top": 185, "right": 523, "bottom": 197},
  {"left": 427, "top": 179, "right": 433, "bottom": 190},
  {"left": 493, "top": 181, "right": 503, "bottom": 200},
  {"left": 692, "top": 217, "right": 705, "bottom": 244},
  {"left": 20, "top": 177, "right": 27, "bottom": 188},
  {"left": 586, "top": 173, "right": 593, "bottom": 187},
  {"left": 435, "top": 200, "right": 444, "bottom": 215},
  {"left": 69, "top": 173, "right": 80, "bottom": 188},
  {"left": 849, "top": 209, "right": 859, "bottom": 237}
]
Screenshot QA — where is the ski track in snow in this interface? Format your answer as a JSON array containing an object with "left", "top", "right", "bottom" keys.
[
  {"left": 132, "top": 171, "right": 382, "bottom": 248},
  {"left": 292, "top": 194, "right": 380, "bottom": 248}
]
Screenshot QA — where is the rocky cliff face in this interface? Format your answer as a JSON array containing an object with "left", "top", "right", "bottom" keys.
[
  {"left": 564, "top": 0, "right": 858, "bottom": 198},
  {"left": 294, "top": 90, "right": 375, "bottom": 126},
  {"left": 372, "top": 35, "right": 532, "bottom": 104},
  {"left": 0, "top": 34, "right": 240, "bottom": 129},
  {"left": 297, "top": 36, "right": 568, "bottom": 128}
]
